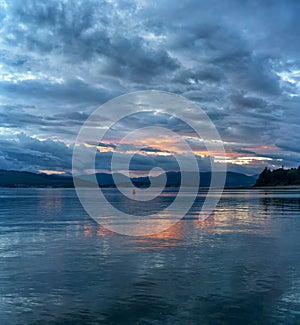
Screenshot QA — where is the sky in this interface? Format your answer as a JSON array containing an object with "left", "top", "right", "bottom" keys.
[{"left": 1, "top": 0, "right": 300, "bottom": 175}]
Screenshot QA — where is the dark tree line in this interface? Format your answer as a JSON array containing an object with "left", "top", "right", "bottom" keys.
[{"left": 255, "top": 166, "right": 300, "bottom": 186}]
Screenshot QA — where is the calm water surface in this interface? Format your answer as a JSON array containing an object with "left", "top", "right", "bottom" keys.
[{"left": 1, "top": 188, "right": 300, "bottom": 324}]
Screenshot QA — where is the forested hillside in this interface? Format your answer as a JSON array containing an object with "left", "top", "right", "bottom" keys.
[{"left": 255, "top": 166, "right": 300, "bottom": 186}]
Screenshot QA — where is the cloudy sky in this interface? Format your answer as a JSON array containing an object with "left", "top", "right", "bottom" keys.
[{"left": 1, "top": 0, "right": 300, "bottom": 175}]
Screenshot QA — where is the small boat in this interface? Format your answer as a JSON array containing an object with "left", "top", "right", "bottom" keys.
[{"left": 132, "top": 189, "right": 136, "bottom": 195}]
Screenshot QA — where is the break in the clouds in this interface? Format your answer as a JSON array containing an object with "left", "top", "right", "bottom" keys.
[{"left": 0, "top": 0, "right": 300, "bottom": 174}]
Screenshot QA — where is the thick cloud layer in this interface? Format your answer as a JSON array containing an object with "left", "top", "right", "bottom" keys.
[{"left": 0, "top": 0, "right": 300, "bottom": 174}]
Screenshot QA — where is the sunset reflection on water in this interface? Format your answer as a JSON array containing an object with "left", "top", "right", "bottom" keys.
[
  {"left": 66, "top": 188, "right": 281, "bottom": 246},
  {"left": 1, "top": 188, "right": 300, "bottom": 324}
]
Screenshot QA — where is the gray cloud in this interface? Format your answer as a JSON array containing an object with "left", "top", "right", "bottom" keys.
[
  {"left": 276, "top": 125, "right": 300, "bottom": 154},
  {"left": 0, "top": 133, "right": 73, "bottom": 172},
  {"left": 2, "top": 0, "right": 179, "bottom": 82}
]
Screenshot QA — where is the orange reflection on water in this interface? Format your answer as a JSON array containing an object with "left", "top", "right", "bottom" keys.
[
  {"left": 73, "top": 217, "right": 188, "bottom": 247},
  {"left": 148, "top": 220, "right": 186, "bottom": 240},
  {"left": 67, "top": 191, "right": 274, "bottom": 242},
  {"left": 131, "top": 220, "right": 188, "bottom": 250},
  {"left": 84, "top": 223, "right": 94, "bottom": 237},
  {"left": 96, "top": 224, "right": 116, "bottom": 237},
  {"left": 193, "top": 215, "right": 216, "bottom": 231}
]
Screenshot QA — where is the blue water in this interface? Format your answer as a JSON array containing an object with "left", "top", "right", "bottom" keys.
[{"left": 1, "top": 188, "right": 300, "bottom": 324}]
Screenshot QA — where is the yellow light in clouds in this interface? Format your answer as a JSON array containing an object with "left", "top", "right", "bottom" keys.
[
  {"left": 96, "top": 145, "right": 114, "bottom": 152},
  {"left": 225, "top": 156, "right": 274, "bottom": 165},
  {"left": 39, "top": 170, "right": 66, "bottom": 175}
]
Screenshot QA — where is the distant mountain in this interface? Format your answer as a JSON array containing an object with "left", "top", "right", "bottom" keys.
[
  {"left": 0, "top": 169, "right": 257, "bottom": 188},
  {"left": 255, "top": 166, "right": 300, "bottom": 186},
  {"left": 225, "top": 171, "right": 257, "bottom": 188},
  {"left": 112, "top": 171, "right": 256, "bottom": 188},
  {"left": 0, "top": 169, "right": 73, "bottom": 187}
]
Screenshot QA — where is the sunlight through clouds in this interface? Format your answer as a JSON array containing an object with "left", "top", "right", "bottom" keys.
[{"left": 1, "top": 0, "right": 300, "bottom": 174}]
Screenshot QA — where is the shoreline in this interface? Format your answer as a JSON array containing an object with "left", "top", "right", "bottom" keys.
[{"left": 1, "top": 185, "right": 300, "bottom": 190}]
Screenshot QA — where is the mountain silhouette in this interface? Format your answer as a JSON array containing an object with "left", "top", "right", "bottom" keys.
[
  {"left": 0, "top": 169, "right": 257, "bottom": 188},
  {"left": 255, "top": 166, "right": 300, "bottom": 186}
]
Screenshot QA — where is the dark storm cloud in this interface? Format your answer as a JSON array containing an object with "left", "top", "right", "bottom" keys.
[
  {"left": 3, "top": 0, "right": 110, "bottom": 58},
  {"left": 2, "top": 0, "right": 179, "bottom": 82},
  {"left": 0, "top": 0, "right": 300, "bottom": 173},
  {"left": 172, "top": 66, "right": 225, "bottom": 87},
  {"left": 101, "top": 36, "right": 180, "bottom": 83},
  {"left": 0, "top": 133, "right": 73, "bottom": 172},
  {"left": 0, "top": 78, "right": 111, "bottom": 105},
  {"left": 108, "top": 112, "right": 196, "bottom": 135},
  {"left": 95, "top": 150, "right": 211, "bottom": 172},
  {"left": 140, "top": 147, "right": 166, "bottom": 154},
  {"left": 234, "top": 149, "right": 257, "bottom": 155},
  {"left": 0, "top": 132, "right": 212, "bottom": 173},
  {"left": 276, "top": 125, "right": 300, "bottom": 155},
  {"left": 230, "top": 93, "right": 268, "bottom": 110},
  {"left": 0, "top": 105, "right": 89, "bottom": 133}
]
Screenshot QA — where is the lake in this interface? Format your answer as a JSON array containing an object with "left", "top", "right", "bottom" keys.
[{"left": 1, "top": 188, "right": 300, "bottom": 324}]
